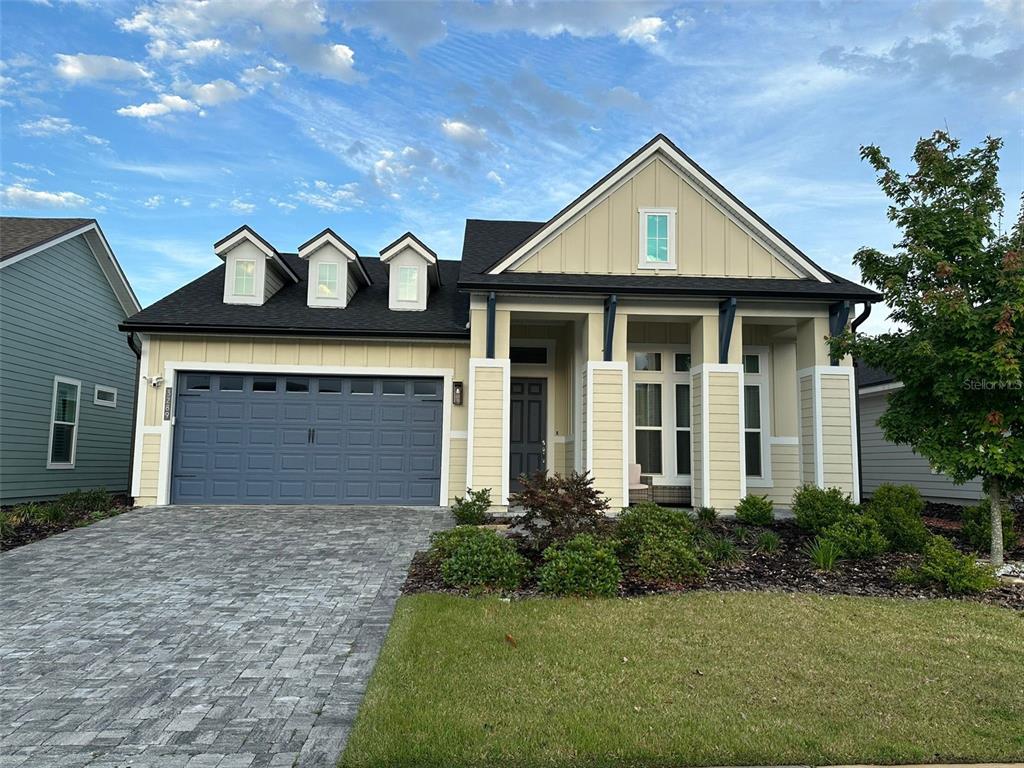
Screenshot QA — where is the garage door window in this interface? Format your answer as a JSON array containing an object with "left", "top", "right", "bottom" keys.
[
  {"left": 383, "top": 380, "right": 405, "bottom": 396},
  {"left": 318, "top": 378, "right": 342, "bottom": 394},
  {"left": 414, "top": 381, "right": 439, "bottom": 396},
  {"left": 253, "top": 377, "right": 277, "bottom": 393},
  {"left": 351, "top": 380, "right": 374, "bottom": 395},
  {"left": 186, "top": 374, "right": 210, "bottom": 391},
  {"left": 285, "top": 378, "right": 309, "bottom": 393},
  {"left": 219, "top": 376, "right": 244, "bottom": 391}
]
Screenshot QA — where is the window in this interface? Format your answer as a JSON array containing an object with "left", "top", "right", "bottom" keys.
[
  {"left": 382, "top": 380, "right": 406, "bottom": 396},
  {"left": 414, "top": 381, "right": 439, "bottom": 396},
  {"left": 675, "top": 384, "right": 691, "bottom": 475},
  {"left": 743, "top": 349, "right": 768, "bottom": 479},
  {"left": 397, "top": 266, "right": 418, "bottom": 301},
  {"left": 634, "top": 382, "right": 663, "bottom": 474},
  {"left": 316, "top": 262, "right": 339, "bottom": 299},
  {"left": 674, "top": 353, "right": 691, "bottom": 372},
  {"left": 285, "top": 378, "right": 309, "bottom": 393},
  {"left": 48, "top": 377, "right": 80, "bottom": 468},
  {"left": 634, "top": 352, "right": 661, "bottom": 372},
  {"left": 94, "top": 385, "right": 117, "bottom": 407},
  {"left": 233, "top": 259, "right": 256, "bottom": 296},
  {"left": 744, "top": 354, "right": 760, "bottom": 374},
  {"left": 510, "top": 346, "right": 548, "bottom": 365},
  {"left": 186, "top": 374, "right": 210, "bottom": 391},
  {"left": 219, "top": 376, "right": 243, "bottom": 391},
  {"left": 318, "top": 378, "right": 342, "bottom": 394},
  {"left": 350, "top": 379, "right": 374, "bottom": 395},
  {"left": 639, "top": 209, "right": 676, "bottom": 269},
  {"left": 253, "top": 377, "right": 277, "bottom": 392}
]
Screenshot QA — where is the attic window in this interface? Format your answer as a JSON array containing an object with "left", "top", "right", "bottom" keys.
[
  {"left": 397, "top": 266, "right": 418, "bottom": 301},
  {"left": 233, "top": 260, "right": 256, "bottom": 295},
  {"left": 638, "top": 208, "right": 676, "bottom": 269},
  {"left": 317, "top": 262, "right": 339, "bottom": 299}
]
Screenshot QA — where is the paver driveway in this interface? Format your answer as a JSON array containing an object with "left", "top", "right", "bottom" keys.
[{"left": 0, "top": 505, "right": 450, "bottom": 768}]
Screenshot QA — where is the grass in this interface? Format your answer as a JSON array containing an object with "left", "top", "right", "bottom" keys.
[{"left": 342, "top": 592, "right": 1024, "bottom": 767}]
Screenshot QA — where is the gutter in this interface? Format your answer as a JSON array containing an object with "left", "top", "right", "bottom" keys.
[
  {"left": 456, "top": 280, "right": 880, "bottom": 302},
  {"left": 118, "top": 323, "right": 471, "bottom": 340},
  {"left": 125, "top": 331, "right": 142, "bottom": 506}
]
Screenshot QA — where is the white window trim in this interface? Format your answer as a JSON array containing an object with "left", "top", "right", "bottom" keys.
[
  {"left": 233, "top": 259, "right": 257, "bottom": 297},
  {"left": 396, "top": 265, "right": 419, "bottom": 302},
  {"left": 316, "top": 261, "right": 340, "bottom": 299},
  {"left": 628, "top": 344, "right": 692, "bottom": 485},
  {"left": 47, "top": 375, "right": 81, "bottom": 470},
  {"left": 94, "top": 385, "right": 117, "bottom": 408},
  {"left": 743, "top": 346, "right": 773, "bottom": 486},
  {"left": 637, "top": 207, "right": 677, "bottom": 270}
]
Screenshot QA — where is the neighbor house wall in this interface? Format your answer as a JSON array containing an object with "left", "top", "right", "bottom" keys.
[{"left": 0, "top": 234, "right": 137, "bottom": 503}]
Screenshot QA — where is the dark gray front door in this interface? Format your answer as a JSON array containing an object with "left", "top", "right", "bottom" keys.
[
  {"left": 171, "top": 373, "right": 443, "bottom": 505},
  {"left": 509, "top": 378, "right": 546, "bottom": 491}
]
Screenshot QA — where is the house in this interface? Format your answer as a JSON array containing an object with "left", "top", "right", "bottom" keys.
[
  {"left": 857, "top": 363, "right": 983, "bottom": 504},
  {"left": 121, "top": 135, "right": 879, "bottom": 511},
  {"left": 0, "top": 217, "right": 141, "bottom": 504}
]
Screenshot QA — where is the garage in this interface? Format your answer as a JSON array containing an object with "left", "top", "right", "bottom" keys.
[{"left": 170, "top": 372, "right": 444, "bottom": 505}]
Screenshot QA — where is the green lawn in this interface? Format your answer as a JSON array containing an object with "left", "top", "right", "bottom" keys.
[{"left": 342, "top": 592, "right": 1024, "bottom": 767}]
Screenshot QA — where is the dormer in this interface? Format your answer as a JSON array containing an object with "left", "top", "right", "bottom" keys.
[
  {"left": 379, "top": 232, "right": 441, "bottom": 312},
  {"left": 215, "top": 225, "right": 299, "bottom": 306},
  {"left": 298, "top": 228, "right": 372, "bottom": 309}
]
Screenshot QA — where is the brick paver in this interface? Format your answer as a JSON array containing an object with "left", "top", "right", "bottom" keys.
[{"left": 0, "top": 505, "right": 450, "bottom": 767}]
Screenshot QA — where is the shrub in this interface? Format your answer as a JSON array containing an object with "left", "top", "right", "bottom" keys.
[
  {"left": 805, "top": 537, "right": 842, "bottom": 571},
  {"left": 732, "top": 525, "right": 752, "bottom": 545},
  {"left": 755, "top": 530, "right": 781, "bottom": 554},
  {"left": 509, "top": 471, "right": 610, "bottom": 547},
  {"left": 961, "top": 498, "right": 1018, "bottom": 553},
  {"left": 429, "top": 525, "right": 493, "bottom": 561},
  {"left": 450, "top": 487, "right": 491, "bottom": 525},
  {"left": 706, "top": 535, "right": 742, "bottom": 565},
  {"left": 735, "top": 494, "right": 774, "bottom": 526},
  {"left": 616, "top": 503, "right": 693, "bottom": 559},
  {"left": 438, "top": 528, "right": 529, "bottom": 591},
  {"left": 821, "top": 515, "right": 888, "bottom": 559},
  {"left": 537, "top": 534, "right": 621, "bottom": 597},
  {"left": 695, "top": 506, "right": 718, "bottom": 526},
  {"left": 792, "top": 486, "right": 856, "bottom": 534},
  {"left": 865, "top": 484, "right": 929, "bottom": 553},
  {"left": 28, "top": 503, "right": 71, "bottom": 526},
  {"left": 917, "top": 535, "right": 998, "bottom": 595},
  {"left": 634, "top": 534, "right": 707, "bottom": 585},
  {"left": 55, "top": 489, "right": 112, "bottom": 513}
]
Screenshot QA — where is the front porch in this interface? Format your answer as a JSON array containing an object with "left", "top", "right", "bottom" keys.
[{"left": 465, "top": 295, "right": 858, "bottom": 512}]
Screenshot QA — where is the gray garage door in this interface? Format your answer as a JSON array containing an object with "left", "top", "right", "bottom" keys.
[{"left": 171, "top": 373, "right": 443, "bottom": 505}]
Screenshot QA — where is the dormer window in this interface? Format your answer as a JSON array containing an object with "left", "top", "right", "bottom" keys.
[
  {"left": 317, "top": 262, "right": 340, "bottom": 299},
  {"left": 397, "top": 266, "right": 418, "bottom": 302},
  {"left": 233, "top": 260, "right": 256, "bottom": 296},
  {"left": 638, "top": 208, "right": 676, "bottom": 270},
  {"left": 298, "top": 228, "right": 371, "bottom": 309}
]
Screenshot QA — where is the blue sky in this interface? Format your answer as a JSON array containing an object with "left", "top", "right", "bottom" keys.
[{"left": 1, "top": 0, "right": 1021, "bottom": 333}]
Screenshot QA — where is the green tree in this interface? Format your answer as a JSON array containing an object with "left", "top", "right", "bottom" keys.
[{"left": 831, "top": 132, "right": 1023, "bottom": 567}]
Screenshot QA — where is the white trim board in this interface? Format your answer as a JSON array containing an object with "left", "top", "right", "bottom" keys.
[
  {"left": 47, "top": 375, "right": 82, "bottom": 470},
  {"left": 154, "top": 361, "right": 455, "bottom": 507},
  {"left": 859, "top": 381, "right": 902, "bottom": 396},
  {"left": 487, "top": 136, "right": 831, "bottom": 282},
  {"left": 466, "top": 357, "right": 511, "bottom": 505},
  {"left": 130, "top": 334, "right": 151, "bottom": 498}
]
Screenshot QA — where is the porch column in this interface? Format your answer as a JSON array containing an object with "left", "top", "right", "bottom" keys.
[
  {"left": 690, "top": 311, "right": 745, "bottom": 511},
  {"left": 796, "top": 316, "right": 859, "bottom": 501},
  {"left": 582, "top": 309, "right": 628, "bottom": 510},
  {"left": 468, "top": 300, "right": 511, "bottom": 505}
]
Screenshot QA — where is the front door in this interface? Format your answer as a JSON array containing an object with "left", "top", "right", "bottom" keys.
[{"left": 509, "top": 377, "right": 547, "bottom": 492}]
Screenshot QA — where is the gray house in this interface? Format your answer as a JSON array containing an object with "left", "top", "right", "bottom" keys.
[
  {"left": 857, "top": 363, "right": 983, "bottom": 504},
  {"left": 0, "top": 217, "right": 141, "bottom": 504}
]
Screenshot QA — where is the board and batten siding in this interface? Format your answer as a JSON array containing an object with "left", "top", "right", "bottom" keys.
[
  {"left": 859, "top": 389, "right": 983, "bottom": 504},
  {"left": 0, "top": 234, "right": 137, "bottom": 503},
  {"left": 511, "top": 157, "right": 801, "bottom": 279},
  {"left": 136, "top": 334, "right": 470, "bottom": 506}
]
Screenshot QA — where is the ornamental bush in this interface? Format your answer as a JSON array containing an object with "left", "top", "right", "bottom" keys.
[
  {"left": 616, "top": 502, "right": 693, "bottom": 559},
  {"left": 438, "top": 528, "right": 529, "bottom": 591},
  {"left": 735, "top": 494, "right": 774, "bottom": 526},
  {"left": 429, "top": 525, "right": 491, "bottom": 561},
  {"left": 864, "top": 484, "right": 929, "bottom": 553},
  {"left": 792, "top": 485, "right": 857, "bottom": 534},
  {"left": 509, "top": 471, "right": 610, "bottom": 548},
  {"left": 537, "top": 534, "right": 621, "bottom": 597},
  {"left": 917, "top": 535, "right": 998, "bottom": 595},
  {"left": 634, "top": 534, "right": 707, "bottom": 585},
  {"left": 961, "top": 498, "right": 1018, "bottom": 553},
  {"left": 821, "top": 515, "right": 888, "bottom": 559},
  {"left": 450, "top": 487, "right": 491, "bottom": 525}
]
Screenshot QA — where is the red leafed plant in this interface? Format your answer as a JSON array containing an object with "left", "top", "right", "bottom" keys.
[{"left": 508, "top": 470, "right": 610, "bottom": 548}]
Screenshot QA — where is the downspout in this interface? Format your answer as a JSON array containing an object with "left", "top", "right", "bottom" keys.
[
  {"left": 486, "top": 291, "right": 496, "bottom": 359},
  {"left": 125, "top": 332, "right": 142, "bottom": 506},
  {"left": 850, "top": 302, "right": 873, "bottom": 502},
  {"left": 603, "top": 294, "right": 618, "bottom": 362}
]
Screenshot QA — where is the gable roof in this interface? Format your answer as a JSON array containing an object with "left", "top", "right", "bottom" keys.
[
  {"left": 485, "top": 134, "right": 832, "bottom": 282},
  {"left": 458, "top": 219, "right": 881, "bottom": 301},
  {"left": 857, "top": 362, "right": 897, "bottom": 389},
  {"left": 213, "top": 224, "right": 301, "bottom": 283},
  {"left": 121, "top": 253, "right": 469, "bottom": 339},
  {"left": 0, "top": 216, "right": 141, "bottom": 314},
  {"left": 297, "top": 227, "right": 372, "bottom": 286}
]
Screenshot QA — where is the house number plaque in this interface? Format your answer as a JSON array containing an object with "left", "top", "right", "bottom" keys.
[{"left": 163, "top": 388, "right": 173, "bottom": 420}]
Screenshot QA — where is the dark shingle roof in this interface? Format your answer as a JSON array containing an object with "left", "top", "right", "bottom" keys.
[
  {"left": 856, "top": 363, "right": 896, "bottom": 388},
  {"left": 1, "top": 217, "right": 94, "bottom": 261},
  {"left": 457, "top": 219, "right": 881, "bottom": 301},
  {"left": 122, "top": 254, "right": 469, "bottom": 338}
]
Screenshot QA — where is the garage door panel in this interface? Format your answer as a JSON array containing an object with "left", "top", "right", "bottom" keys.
[{"left": 172, "top": 373, "right": 443, "bottom": 505}]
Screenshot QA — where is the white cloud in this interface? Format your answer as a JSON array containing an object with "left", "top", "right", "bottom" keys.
[
  {"left": 187, "top": 79, "right": 245, "bottom": 106},
  {"left": 270, "top": 197, "right": 298, "bottom": 211},
  {"left": 19, "top": 116, "right": 76, "bottom": 135},
  {"left": 116, "top": 94, "right": 198, "bottom": 118},
  {"left": 229, "top": 198, "right": 256, "bottom": 214},
  {"left": 293, "top": 179, "right": 362, "bottom": 212},
  {"left": 441, "top": 119, "right": 488, "bottom": 147},
  {"left": 174, "top": 197, "right": 192, "bottom": 207},
  {"left": 54, "top": 53, "right": 151, "bottom": 82},
  {"left": 148, "top": 37, "right": 226, "bottom": 61},
  {"left": 304, "top": 43, "right": 359, "bottom": 82},
  {"left": 143, "top": 195, "right": 163, "bottom": 208},
  {"left": 486, "top": 170, "right": 506, "bottom": 187},
  {"left": 241, "top": 63, "right": 288, "bottom": 87},
  {"left": 117, "top": 0, "right": 327, "bottom": 41},
  {"left": 618, "top": 16, "right": 666, "bottom": 46},
  {"left": 84, "top": 134, "right": 109, "bottom": 146},
  {"left": 1, "top": 183, "right": 88, "bottom": 209}
]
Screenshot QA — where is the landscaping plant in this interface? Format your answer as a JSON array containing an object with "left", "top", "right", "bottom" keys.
[
  {"left": 537, "top": 534, "right": 621, "bottom": 597},
  {"left": 792, "top": 485, "right": 856, "bottom": 534},
  {"left": 865, "top": 484, "right": 929, "bottom": 553},
  {"left": 695, "top": 506, "right": 718, "bottom": 526},
  {"left": 509, "top": 470, "right": 610, "bottom": 548},
  {"left": 438, "top": 527, "right": 529, "bottom": 591},
  {"left": 616, "top": 502, "right": 693, "bottom": 559},
  {"left": 634, "top": 534, "right": 707, "bottom": 585},
  {"left": 805, "top": 537, "right": 842, "bottom": 572},
  {"left": 755, "top": 530, "right": 781, "bottom": 554},
  {"left": 916, "top": 535, "right": 998, "bottom": 595},
  {"left": 450, "top": 487, "right": 491, "bottom": 525},
  {"left": 961, "top": 498, "right": 1018, "bottom": 554},
  {"left": 821, "top": 515, "right": 889, "bottom": 559},
  {"left": 735, "top": 494, "right": 774, "bottom": 526},
  {"left": 429, "top": 525, "right": 493, "bottom": 561},
  {"left": 706, "top": 535, "right": 742, "bottom": 566},
  {"left": 828, "top": 132, "right": 1023, "bottom": 567}
]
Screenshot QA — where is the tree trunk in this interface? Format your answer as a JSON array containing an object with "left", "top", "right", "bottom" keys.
[{"left": 989, "top": 476, "right": 1005, "bottom": 569}]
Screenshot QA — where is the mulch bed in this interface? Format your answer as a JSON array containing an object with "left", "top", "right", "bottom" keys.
[
  {"left": 0, "top": 498, "right": 131, "bottom": 552},
  {"left": 403, "top": 517, "right": 1024, "bottom": 611}
]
